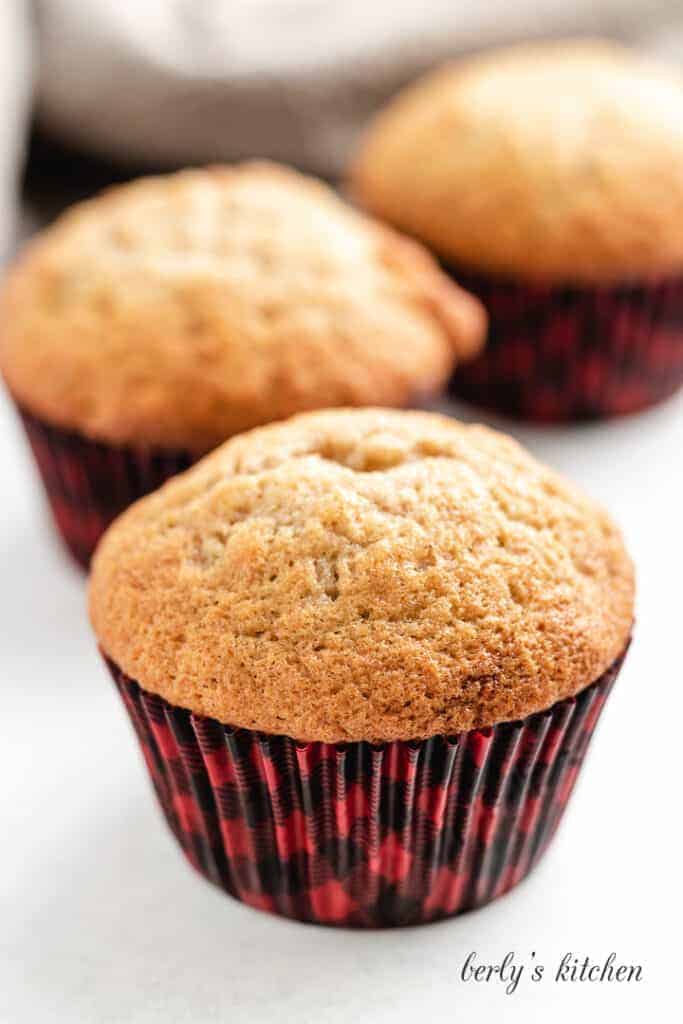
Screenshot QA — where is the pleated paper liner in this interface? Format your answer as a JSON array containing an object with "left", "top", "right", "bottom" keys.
[
  {"left": 18, "top": 406, "right": 194, "bottom": 569},
  {"left": 446, "top": 269, "right": 683, "bottom": 421},
  {"left": 107, "top": 647, "right": 626, "bottom": 928}
]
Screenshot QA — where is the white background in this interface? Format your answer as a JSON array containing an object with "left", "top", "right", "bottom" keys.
[{"left": 1, "top": 386, "right": 680, "bottom": 1022}]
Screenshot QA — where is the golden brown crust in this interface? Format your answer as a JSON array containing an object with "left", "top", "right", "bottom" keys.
[
  {"left": 0, "top": 163, "right": 485, "bottom": 451},
  {"left": 351, "top": 40, "right": 683, "bottom": 283},
  {"left": 89, "top": 408, "right": 634, "bottom": 742}
]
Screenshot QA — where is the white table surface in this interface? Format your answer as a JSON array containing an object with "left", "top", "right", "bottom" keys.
[{"left": 1, "top": 386, "right": 680, "bottom": 1023}]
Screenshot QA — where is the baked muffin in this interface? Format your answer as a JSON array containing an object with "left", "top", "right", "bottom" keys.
[
  {"left": 0, "top": 163, "right": 485, "bottom": 567},
  {"left": 89, "top": 408, "right": 634, "bottom": 927},
  {"left": 351, "top": 40, "right": 683, "bottom": 421}
]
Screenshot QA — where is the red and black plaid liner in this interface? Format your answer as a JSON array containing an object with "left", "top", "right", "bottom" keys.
[
  {"left": 448, "top": 270, "right": 683, "bottom": 421},
  {"left": 108, "top": 649, "right": 625, "bottom": 928},
  {"left": 18, "top": 407, "right": 194, "bottom": 568}
]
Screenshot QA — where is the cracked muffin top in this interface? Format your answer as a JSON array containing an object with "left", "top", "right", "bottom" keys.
[
  {"left": 0, "top": 163, "right": 485, "bottom": 452},
  {"left": 351, "top": 40, "right": 683, "bottom": 283},
  {"left": 89, "top": 408, "right": 634, "bottom": 742}
]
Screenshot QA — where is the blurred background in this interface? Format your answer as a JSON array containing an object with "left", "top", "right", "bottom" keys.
[{"left": 2, "top": 0, "right": 682, "bottom": 255}]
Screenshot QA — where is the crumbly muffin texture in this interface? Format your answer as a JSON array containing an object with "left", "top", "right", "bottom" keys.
[
  {"left": 0, "top": 163, "right": 484, "bottom": 451},
  {"left": 90, "top": 408, "right": 634, "bottom": 742},
  {"left": 351, "top": 41, "right": 683, "bottom": 283}
]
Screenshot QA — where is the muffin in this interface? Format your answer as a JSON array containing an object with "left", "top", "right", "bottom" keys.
[
  {"left": 0, "top": 163, "right": 485, "bottom": 567},
  {"left": 351, "top": 41, "right": 683, "bottom": 421},
  {"left": 89, "top": 408, "right": 634, "bottom": 927}
]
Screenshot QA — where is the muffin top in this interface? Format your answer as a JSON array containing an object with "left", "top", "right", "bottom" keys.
[
  {"left": 90, "top": 408, "right": 634, "bottom": 743},
  {"left": 0, "top": 163, "right": 484, "bottom": 451},
  {"left": 351, "top": 41, "right": 683, "bottom": 283}
]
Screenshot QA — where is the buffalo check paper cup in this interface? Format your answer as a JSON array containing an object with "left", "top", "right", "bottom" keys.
[
  {"left": 448, "top": 270, "right": 683, "bottom": 421},
  {"left": 106, "top": 646, "right": 626, "bottom": 928},
  {"left": 18, "top": 406, "right": 194, "bottom": 568}
]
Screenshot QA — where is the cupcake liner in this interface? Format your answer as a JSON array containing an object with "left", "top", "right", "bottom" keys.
[
  {"left": 107, "top": 648, "right": 626, "bottom": 928},
  {"left": 448, "top": 270, "right": 683, "bottom": 420},
  {"left": 18, "top": 406, "right": 194, "bottom": 568}
]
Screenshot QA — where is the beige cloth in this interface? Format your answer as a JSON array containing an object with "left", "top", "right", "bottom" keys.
[{"left": 36, "top": 0, "right": 679, "bottom": 174}]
